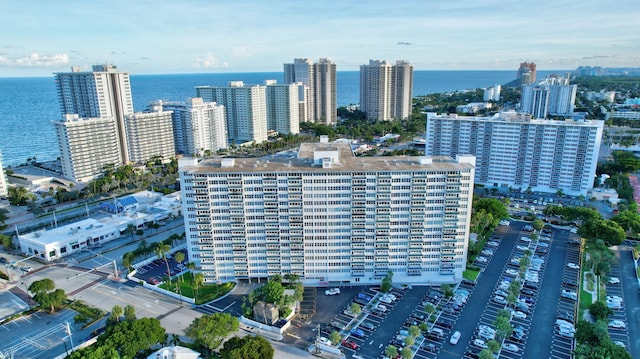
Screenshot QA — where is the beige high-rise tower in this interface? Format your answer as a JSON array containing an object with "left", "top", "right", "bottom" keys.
[
  {"left": 284, "top": 58, "right": 336, "bottom": 125},
  {"left": 360, "top": 59, "right": 413, "bottom": 121}
]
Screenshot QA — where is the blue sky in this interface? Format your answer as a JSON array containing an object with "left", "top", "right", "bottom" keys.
[{"left": 1, "top": 0, "right": 638, "bottom": 76}]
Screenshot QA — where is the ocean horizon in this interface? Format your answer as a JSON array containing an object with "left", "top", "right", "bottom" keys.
[{"left": 0, "top": 70, "right": 559, "bottom": 167}]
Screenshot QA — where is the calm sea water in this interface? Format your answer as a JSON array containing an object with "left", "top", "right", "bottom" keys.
[{"left": 0, "top": 70, "right": 557, "bottom": 166}]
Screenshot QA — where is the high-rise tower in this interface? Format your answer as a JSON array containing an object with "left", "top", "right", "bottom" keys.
[
  {"left": 54, "top": 64, "right": 133, "bottom": 163},
  {"left": 360, "top": 60, "right": 413, "bottom": 121},
  {"left": 284, "top": 58, "right": 337, "bottom": 125}
]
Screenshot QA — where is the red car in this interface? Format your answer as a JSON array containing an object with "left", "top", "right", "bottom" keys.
[
  {"left": 342, "top": 340, "right": 359, "bottom": 350},
  {"left": 147, "top": 277, "right": 160, "bottom": 285}
]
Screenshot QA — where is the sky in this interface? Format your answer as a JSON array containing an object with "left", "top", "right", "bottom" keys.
[{"left": 1, "top": 0, "right": 639, "bottom": 77}]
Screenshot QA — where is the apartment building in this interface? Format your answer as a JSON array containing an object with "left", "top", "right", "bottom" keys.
[
  {"left": 179, "top": 139, "right": 475, "bottom": 285},
  {"left": 196, "top": 82, "right": 267, "bottom": 145},
  {"left": 264, "top": 80, "right": 301, "bottom": 135},
  {"left": 0, "top": 150, "right": 7, "bottom": 198},
  {"left": 124, "top": 104, "right": 175, "bottom": 163},
  {"left": 521, "top": 75, "right": 577, "bottom": 118},
  {"left": 161, "top": 98, "right": 227, "bottom": 157},
  {"left": 53, "top": 114, "right": 122, "bottom": 182},
  {"left": 359, "top": 60, "right": 413, "bottom": 121},
  {"left": 284, "top": 58, "right": 337, "bottom": 125},
  {"left": 425, "top": 112, "right": 604, "bottom": 196}
]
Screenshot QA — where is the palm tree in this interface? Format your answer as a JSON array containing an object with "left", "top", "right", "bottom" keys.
[
  {"left": 194, "top": 273, "right": 204, "bottom": 303},
  {"left": 155, "top": 243, "right": 172, "bottom": 285},
  {"left": 175, "top": 252, "right": 185, "bottom": 283}
]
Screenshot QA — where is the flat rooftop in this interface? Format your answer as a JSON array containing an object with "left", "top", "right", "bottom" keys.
[{"left": 181, "top": 142, "right": 475, "bottom": 173}]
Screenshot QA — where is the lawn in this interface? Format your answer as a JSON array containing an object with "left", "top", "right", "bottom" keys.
[
  {"left": 160, "top": 272, "right": 235, "bottom": 305},
  {"left": 463, "top": 268, "right": 480, "bottom": 281}
]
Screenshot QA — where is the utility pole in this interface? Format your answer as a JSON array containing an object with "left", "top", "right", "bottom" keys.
[{"left": 315, "top": 323, "right": 321, "bottom": 353}]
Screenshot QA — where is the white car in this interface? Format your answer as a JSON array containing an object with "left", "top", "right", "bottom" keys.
[
  {"left": 516, "top": 245, "right": 529, "bottom": 251},
  {"left": 20, "top": 266, "right": 33, "bottom": 273},
  {"left": 614, "top": 341, "right": 626, "bottom": 348},
  {"left": 476, "top": 256, "right": 488, "bottom": 263},
  {"left": 376, "top": 304, "right": 388, "bottom": 312},
  {"left": 570, "top": 227, "right": 578, "bottom": 234},
  {"left": 481, "top": 249, "right": 494, "bottom": 256},
  {"left": 503, "top": 343, "right": 519, "bottom": 353},
  {"left": 561, "top": 290, "right": 577, "bottom": 301},
  {"left": 608, "top": 277, "right": 620, "bottom": 284},
  {"left": 566, "top": 263, "right": 580, "bottom": 270},
  {"left": 608, "top": 320, "right": 626, "bottom": 329},
  {"left": 505, "top": 269, "right": 519, "bottom": 277},
  {"left": 487, "top": 241, "right": 499, "bottom": 247},
  {"left": 499, "top": 220, "right": 511, "bottom": 226},
  {"left": 325, "top": 288, "right": 340, "bottom": 296},
  {"left": 450, "top": 331, "right": 461, "bottom": 345},
  {"left": 519, "top": 236, "right": 531, "bottom": 243},
  {"left": 512, "top": 311, "right": 527, "bottom": 319}
]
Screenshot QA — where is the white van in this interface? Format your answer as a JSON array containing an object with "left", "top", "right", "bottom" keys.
[{"left": 428, "top": 327, "right": 444, "bottom": 338}]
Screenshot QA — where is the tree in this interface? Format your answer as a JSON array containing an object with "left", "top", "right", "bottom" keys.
[
  {"left": 221, "top": 335, "right": 274, "bottom": 359},
  {"left": 110, "top": 305, "right": 123, "bottom": 323},
  {"left": 479, "top": 349, "right": 495, "bottom": 359},
  {"left": 424, "top": 303, "right": 435, "bottom": 317},
  {"left": 101, "top": 317, "right": 165, "bottom": 358},
  {"left": 155, "top": 243, "right": 172, "bottom": 284},
  {"left": 381, "top": 270, "right": 393, "bottom": 293},
  {"left": 408, "top": 325, "right": 421, "bottom": 338},
  {"left": 493, "top": 315, "right": 513, "bottom": 340},
  {"left": 350, "top": 303, "right": 361, "bottom": 316},
  {"left": 385, "top": 345, "right": 398, "bottom": 358},
  {"left": 0, "top": 234, "right": 12, "bottom": 249},
  {"left": 404, "top": 335, "right": 415, "bottom": 347},
  {"left": 329, "top": 331, "right": 341, "bottom": 345},
  {"left": 487, "top": 339, "right": 500, "bottom": 353},
  {"left": 0, "top": 208, "right": 8, "bottom": 228},
  {"left": 441, "top": 284, "right": 453, "bottom": 298},
  {"left": 262, "top": 278, "right": 285, "bottom": 304},
  {"left": 184, "top": 313, "right": 239, "bottom": 353},
  {"left": 124, "top": 304, "right": 136, "bottom": 321},
  {"left": 401, "top": 347, "right": 413, "bottom": 359},
  {"left": 7, "top": 186, "right": 34, "bottom": 206},
  {"left": 28, "top": 278, "right": 66, "bottom": 313},
  {"left": 174, "top": 252, "right": 185, "bottom": 283},
  {"left": 532, "top": 219, "right": 544, "bottom": 231},
  {"left": 194, "top": 272, "right": 205, "bottom": 303},
  {"left": 125, "top": 223, "right": 136, "bottom": 240},
  {"left": 589, "top": 301, "right": 612, "bottom": 321}
]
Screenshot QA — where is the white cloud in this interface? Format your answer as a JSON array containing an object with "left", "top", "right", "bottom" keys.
[
  {"left": 192, "top": 52, "right": 229, "bottom": 69},
  {"left": 0, "top": 53, "right": 70, "bottom": 67}
]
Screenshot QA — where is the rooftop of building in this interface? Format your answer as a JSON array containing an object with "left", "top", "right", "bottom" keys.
[
  {"left": 180, "top": 140, "right": 475, "bottom": 173},
  {"left": 18, "top": 217, "right": 129, "bottom": 245},
  {"left": 427, "top": 111, "right": 604, "bottom": 127}
]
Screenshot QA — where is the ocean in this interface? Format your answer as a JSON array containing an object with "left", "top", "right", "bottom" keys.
[{"left": 0, "top": 70, "right": 558, "bottom": 167}]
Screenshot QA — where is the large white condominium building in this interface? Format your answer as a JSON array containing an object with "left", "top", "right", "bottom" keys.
[
  {"left": 359, "top": 60, "right": 414, "bottom": 121},
  {"left": 0, "top": 150, "right": 7, "bottom": 198},
  {"left": 483, "top": 85, "right": 501, "bottom": 102},
  {"left": 425, "top": 112, "right": 604, "bottom": 196},
  {"left": 53, "top": 114, "right": 122, "bottom": 182},
  {"left": 196, "top": 82, "right": 267, "bottom": 145},
  {"left": 161, "top": 98, "right": 227, "bottom": 157},
  {"left": 284, "top": 58, "right": 337, "bottom": 125},
  {"left": 264, "top": 80, "right": 301, "bottom": 135},
  {"left": 521, "top": 75, "right": 577, "bottom": 118},
  {"left": 55, "top": 64, "right": 134, "bottom": 163},
  {"left": 124, "top": 104, "right": 176, "bottom": 163},
  {"left": 179, "top": 138, "right": 475, "bottom": 285}
]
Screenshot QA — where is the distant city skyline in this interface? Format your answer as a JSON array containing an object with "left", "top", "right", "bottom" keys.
[{"left": 1, "top": 0, "right": 639, "bottom": 77}]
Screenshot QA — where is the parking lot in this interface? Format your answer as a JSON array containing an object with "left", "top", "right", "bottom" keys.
[{"left": 133, "top": 249, "right": 188, "bottom": 285}]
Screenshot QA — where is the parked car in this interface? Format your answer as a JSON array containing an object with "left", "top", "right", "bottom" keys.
[
  {"left": 342, "top": 340, "right": 359, "bottom": 350},
  {"left": 325, "top": 288, "right": 340, "bottom": 296},
  {"left": 561, "top": 290, "right": 577, "bottom": 301},
  {"left": 147, "top": 277, "right": 160, "bottom": 285},
  {"left": 503, "top": 343, "right": 519, "bottom": 353},
  {"left": 350, "top": 328, "right": 365, "bottom": 339},
  {"left": 472, "top": 339, "right": 488, "bottom": 349},
  {"left": 608, "top": 277, "right": 620, "bottom": 284},
  {"left": 476, "top": 256, "right": 488, "bottom": 263},
  {"left": 450, "top": 331, "right": 461, "bottom": 345},
  {"left": 492, "top": 296, "right": 507, "bottom": 305},
  {"left": 608, "top": 320, "right": 626, "bottom": 329}
]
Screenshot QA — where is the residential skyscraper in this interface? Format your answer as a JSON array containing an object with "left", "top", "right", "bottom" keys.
[
  {"left": 284, "top": 58, "right": 337, "bottom": 125},
  {"left": 124, "top": 104, "right": 176, "bottom": 163},
  {"left": 0, "top": 150, "right": 8, "bottom": 198},
  {"left": 264, "top": 80, "right": 301, "bottom": 135},
  {"left": 53, "top": 114, "right": 122, "bottom": 182},
  {"left": 359, "top": 59, "right": 414, "bottom": 121},
  {"left": 425, "top": 112, "right": 604, "bottom": 196},
  {"left": 162, "top": 98, "right": 227, "bottom": 157},
  {"left": 196, "top": 82, "right": 267, "bottom": 145},
  {"left": 521, "top": 75, "right": 577, "bottom": 118},
  {"left": 54, "top": 64, "right": 133, "bottom": 163},
  {"left": 179, "top": 138, "right": 475, "bottom": 285},
  {"left": 483, "top": 85, "right": 501, "bottom": 102}
]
